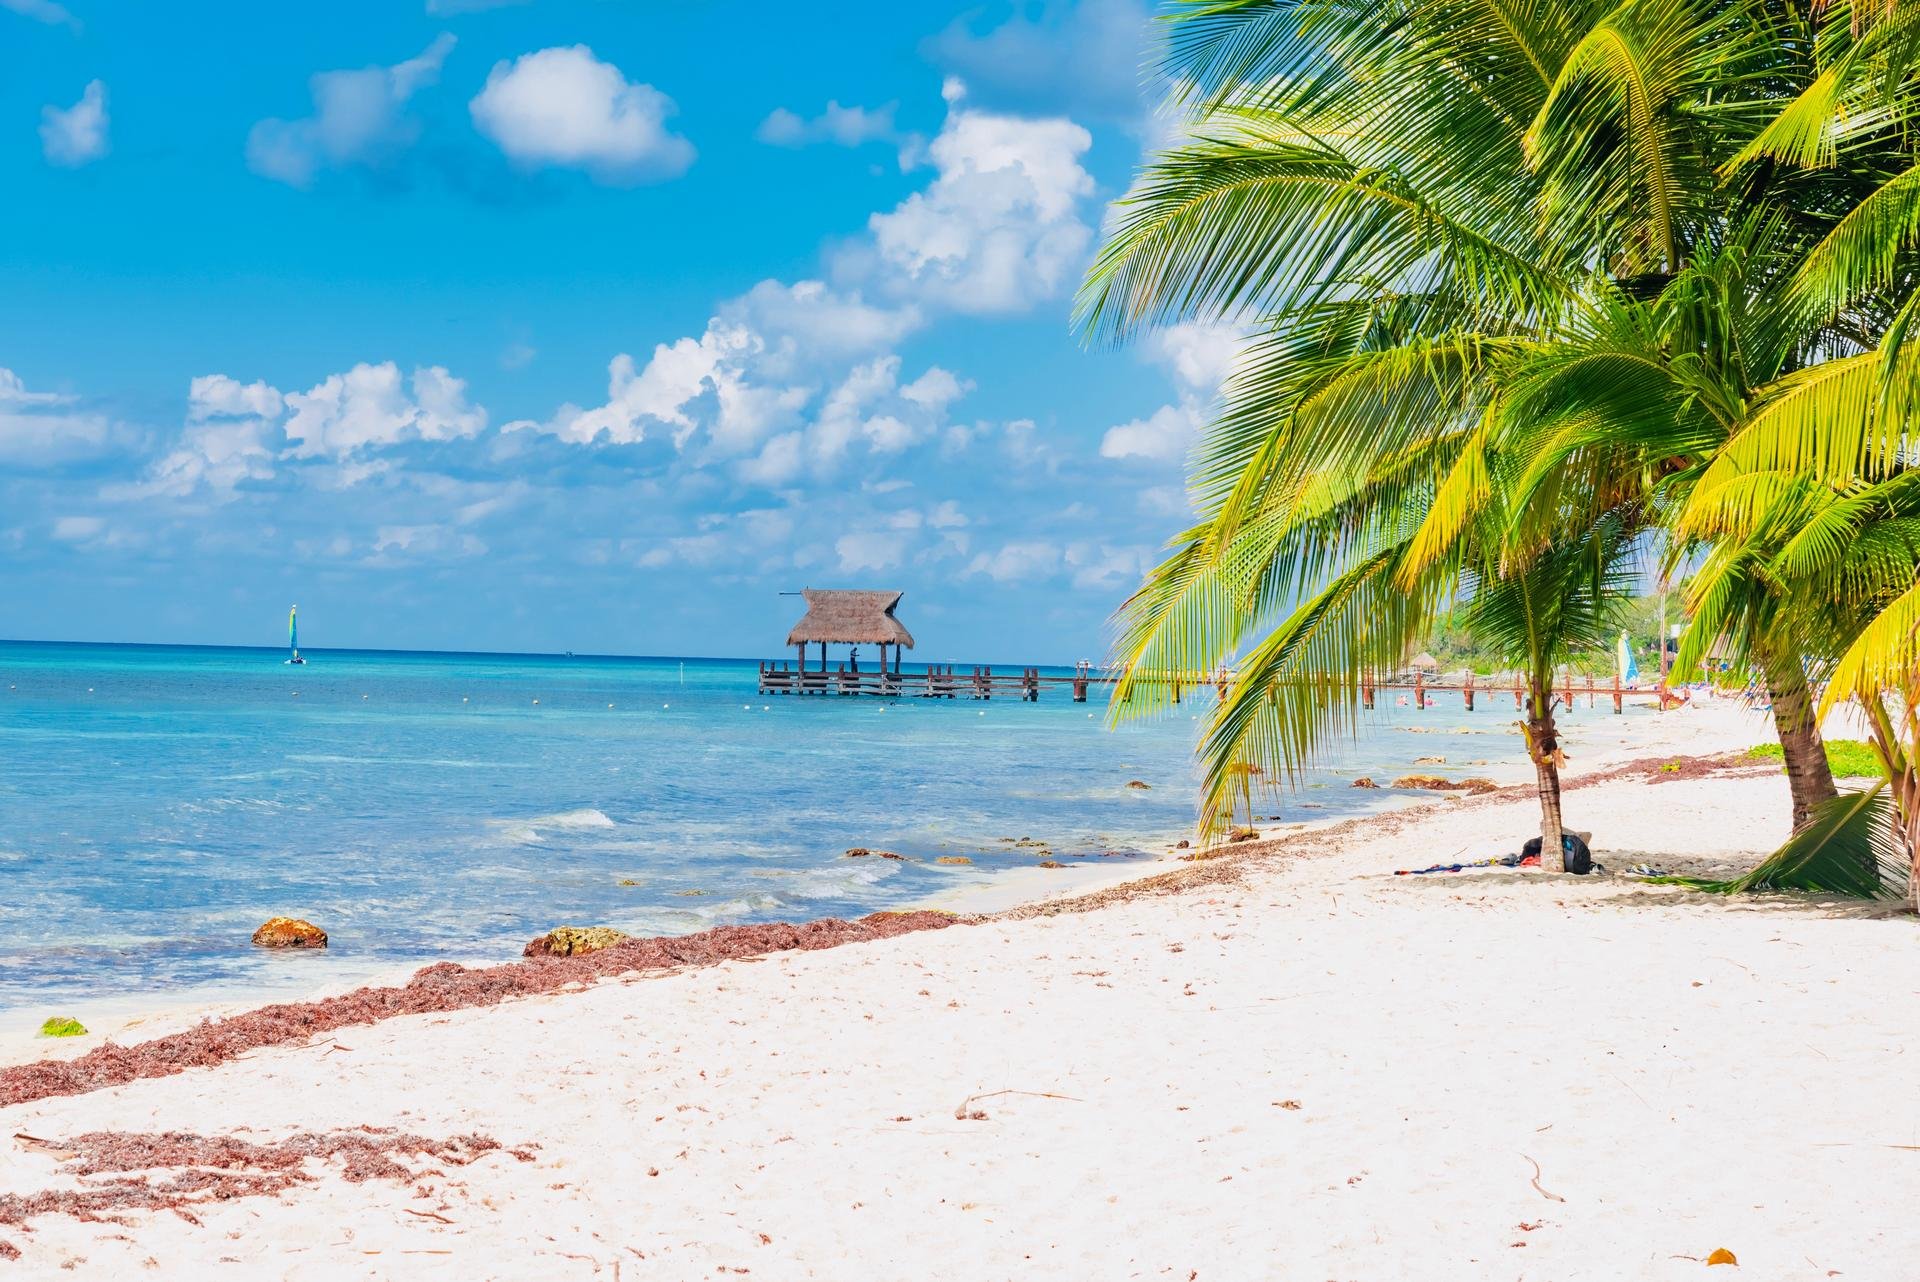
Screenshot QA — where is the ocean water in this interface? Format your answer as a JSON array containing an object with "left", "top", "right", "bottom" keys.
[{"left": 0, "top": 641, "right": 1641, "bottom": 1013}]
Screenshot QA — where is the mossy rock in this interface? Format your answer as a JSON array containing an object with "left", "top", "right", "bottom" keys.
[
  {"left": 1351, "top": 777, "right": 1380, "bottom": 788},
  {"left": 934, "top": 855, "right": 972, "bottom": 866},
  {"left": 39, "top": 1016, "right": 86, "bottom": 1038},
  {"left": 1125, "top": 780, "right": 1152, "bottom": 790},
  {"left": 251, "top": 916, "right": 328, "bottom": 948},
  {"left": 524, "top": 925, "right": 631, "bottom": 958}
]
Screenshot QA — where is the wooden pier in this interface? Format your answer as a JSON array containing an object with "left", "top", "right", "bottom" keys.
[
  {"left": 758, "top": 661, "right": 1100, "bottom": 702},
  {"left": 764, "top": 588, "right": 1674, "bottom": 710},
  {"left": 757, "top": 660, "right": 1675, "bottom": 711}
]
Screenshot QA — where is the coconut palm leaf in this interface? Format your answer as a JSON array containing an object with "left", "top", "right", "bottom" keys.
[{"left": 1658, "top": 783, "right": 1901, "bottom": 896}]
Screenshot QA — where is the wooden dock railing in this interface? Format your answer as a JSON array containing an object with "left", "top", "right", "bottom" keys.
[{"left": 757, "top": 661, "right": 1675, "bottom": 710}]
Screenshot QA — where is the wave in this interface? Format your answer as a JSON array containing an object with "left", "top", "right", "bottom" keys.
[{"left": 488, "top": 807, "right": 619, "bottom": 845}]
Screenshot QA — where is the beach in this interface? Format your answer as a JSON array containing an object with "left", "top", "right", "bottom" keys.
[{"left": 3, "top": 699, "right": 1913, "bottom": 1279}]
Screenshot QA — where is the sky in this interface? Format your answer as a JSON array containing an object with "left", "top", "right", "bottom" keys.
[{"left": 0, "top": 0, "right": 1229, "bottom": 662}]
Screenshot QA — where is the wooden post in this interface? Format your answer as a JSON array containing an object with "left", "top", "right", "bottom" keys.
[
  {"left": 1612, "top": 672, "right": 1623, "bottom": 714},
  {"left": 1414, "top": 670, "right": 1425, "bottom": 710},
  {"left": 1586, "top": 674, "right": 1595, "bottom": 709},
  {"left": 819, "top": 641, "right": 827, "bottom": 674},
  {"left": 1362, "top": 675, "right": 1375, "bottom": 710},
  {"left": 1513, "top": 674, "right": 1523, "bottom": 710},
  {"left": 1073, "top": 676, "right": 1088, "bottom": 702},
  {"left": 1563, "top": 668, "right": 1573, "bottom": 705},
  {"left": 1463, "top": 672, "right": 1475, "bottom": 712}
]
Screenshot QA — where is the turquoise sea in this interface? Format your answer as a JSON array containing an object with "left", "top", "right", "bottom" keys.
[{"left": 0, "top": 641, "right": 1622, "bottom": 1014}]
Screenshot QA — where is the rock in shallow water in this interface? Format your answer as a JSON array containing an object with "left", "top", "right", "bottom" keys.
[
  {"left": 251, "top": 917, "right": 328, "bottom": 949},
  {"left": 523, "top": 926, "right": 631, "bottom": 958}
]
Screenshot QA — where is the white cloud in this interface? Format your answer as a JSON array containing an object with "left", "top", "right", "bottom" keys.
[
  {"left": 190, "top": 374, "right": 283, "bottom": 421},
  {"left": 516, "top": 322, "right": 783, "bottom": 448},
  {"left": 756, "top": 101, "right": 911, "bottom": 157},
  {"left": 1100, "top": 402, "right": 1200, "bottom": 461},
  {"left": 114, "top": 362, "right": 486, "bottom": 499},
  {"left": 51, "top": 515, "right": 103, "bottom": 541},
  {"left": 470, "top": 46, "right": 694, "bottom": 184},
  {"left": 1151, "top": 321, "right": 1242, "bottom": 395},
  {"left": 2, "top": 0, "right": 78, "bottom": 29},
  {"left": 1101, "top": 320, "right": 1244, "bottom": 464},
  {"left": 735, "top": 354, "right": 968, "bottom": 484},
  {"left": 248, "top": 35, "right": 455, "bottom": 187},
  {"left": 968, "top": 539, "right": 1061, "bottom": 581},
  {"left": 836, "top": 530, "right": 903, "bottom": 573},
  {"left": 284, "top": 362, "right": 485, "bottom": 458},
  {"left": 859, "top": 80, "right": 1094, "bottom": 314},
  {"left": 512, "top": 281, "right": 928, "bottom": 465},
  {"left": 0, "top": 367, "right": 115, "bottom": 465},
  {"left": 40, "top": 80, "right": 108, "bottom": 167},
  {"left": 367, "top": 523, "right": 487, "bottom": 565},
  {"left": 927, "top": 500, "right": 968, "bottom": 528},
  {"left": 926, "top": 0, "right": 1154, "bottom": 122},
  {"left": 1065, "top": 541, "right": 1152, "bottom": 589}
]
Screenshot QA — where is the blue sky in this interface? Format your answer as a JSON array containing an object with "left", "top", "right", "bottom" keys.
[{"left": 0, "top": 0, "right": 1229, "bottom": 661}]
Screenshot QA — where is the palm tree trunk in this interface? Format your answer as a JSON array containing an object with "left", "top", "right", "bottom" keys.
[
  {"left": 1524, "top": 690, "right": 1566, "bottom": 873},
  {"left": 1764, "top": 661, "right": 1837, "bottom": 831}
]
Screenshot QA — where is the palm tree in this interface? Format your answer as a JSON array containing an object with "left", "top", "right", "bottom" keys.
[{"left": 1077, "top": 0, "right": 1920, "bottom": 856}]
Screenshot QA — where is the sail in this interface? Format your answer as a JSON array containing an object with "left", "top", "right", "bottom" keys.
[
  {"left": 1616, "top": 630, "right": 1639, "bottom": 685},
  {"left": 289, "top": 606, "right": 299, "bottom": 656}
]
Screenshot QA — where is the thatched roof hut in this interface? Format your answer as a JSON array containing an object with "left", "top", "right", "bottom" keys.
[
  {"left": 1407, "top": 651, "right": 1440, "bottom": 671},
  {"left": 786, "top": 589, "right": 914, "bottom": 649}
]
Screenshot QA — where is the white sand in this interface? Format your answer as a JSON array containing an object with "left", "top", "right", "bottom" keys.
[{"left": 4, "top": 699, "right": 1915, "bottom": 1279}]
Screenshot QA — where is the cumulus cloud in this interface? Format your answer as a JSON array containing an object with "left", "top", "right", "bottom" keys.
[
  {"left": 51, "top": 515, "right": 104, "bottom": 541},
  {"left": 857, "top": 80, "right": 1094, "bottom": 314},
  {"left": 509, "top": 280, "right": 926, "bottom": 462},
  {"left": 105, "top": 376, "right": 283, "bottom": 500},
  {"left": 0, "top": 367, "right": 116, "bottom": 465},
  {"left": 469, "top": 46, "right": 694, "bottom": 184},
  {"left": 284, "top": 362, "right": 485, "bottom": 458},
  {"left": 967, "top": 539, "right": 1061, "bottom": 582},
  {"left": 736, "top": 355, "right": 969, "bottom": 486},
  {"left": 1099, "top": 402, "right": 1200, "bottom": 462},
  {"left": 110, "top": 363, "right": 485, "bottom": 500},
  {"left": 835, "top": 530, "right": 903, "bottom": 573},
  {"left": 367, "top": 523, "right": 486, "bottom": 565},
  {"left": 248, "top": 35, "right": 455, "bottom": 187},
  {"left": 1100, "top": 320, "right": 1243, "bottom": 462},
  {"left": 756, "top": 101, "right": 914, "bottom": 160},
  {"left": 41, "top": 80, "right": 108, "bottom": 167},
  {"left": 926, "top": 0, "right": 1154, "bottom": 122},
  {"left": 2, "top": 0, "right": 78, "bottom": 29}
]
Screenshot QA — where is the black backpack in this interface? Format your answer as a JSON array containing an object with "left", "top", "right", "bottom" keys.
[{"left": 1522, "top": 832, "right": 1594, "bottom": 875}]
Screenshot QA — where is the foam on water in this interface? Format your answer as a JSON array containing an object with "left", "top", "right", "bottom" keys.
[{"left": 0, "top": 640, "right": 1658, "bottom": 1011}]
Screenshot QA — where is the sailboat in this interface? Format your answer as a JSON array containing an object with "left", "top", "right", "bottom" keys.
[{"left": 285, "top": 605, "right": 306, "bottom": 665}]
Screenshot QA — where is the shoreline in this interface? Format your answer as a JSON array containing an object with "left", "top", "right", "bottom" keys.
[
  {"left": 1, "top": 726, "right": 1911, "bottom": 1276},
  {"left": 0, "top": 696, "right": 1779, "bottom": 1070}
]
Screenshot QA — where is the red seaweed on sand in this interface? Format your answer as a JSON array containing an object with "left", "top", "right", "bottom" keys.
[
  {"left": 0, "top": 1127, "right": 502, "bottom": 1245},
  {"left": 0, "top": 911, "right": 960, "bottom": 1109}
]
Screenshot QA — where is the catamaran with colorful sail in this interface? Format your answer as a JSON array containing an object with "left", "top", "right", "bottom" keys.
[{"left": 286, "top": 605, "right": 306, "bottom": 665}]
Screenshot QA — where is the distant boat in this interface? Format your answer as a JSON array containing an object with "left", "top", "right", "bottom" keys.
[{"left": 285, "top": 605, "right": 306, "bottom": 665}]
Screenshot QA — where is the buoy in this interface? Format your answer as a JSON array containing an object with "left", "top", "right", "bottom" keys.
[
  {"left": 608, "top": 703, "right": 614, "bottom": 708},
  {"left": 532, "top": 698, "right": 540, "bottom": 705},
  {"left": 462, "top": 696, "right": 469, "bottom": 702}
]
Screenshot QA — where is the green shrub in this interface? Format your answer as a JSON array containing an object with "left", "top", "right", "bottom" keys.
[
  {"left": 1746, "top": 740, "right": 1886, "bottom": 779},
  {"left": 38, "top": 1017, "right": 86, "bottom": 1038}
]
